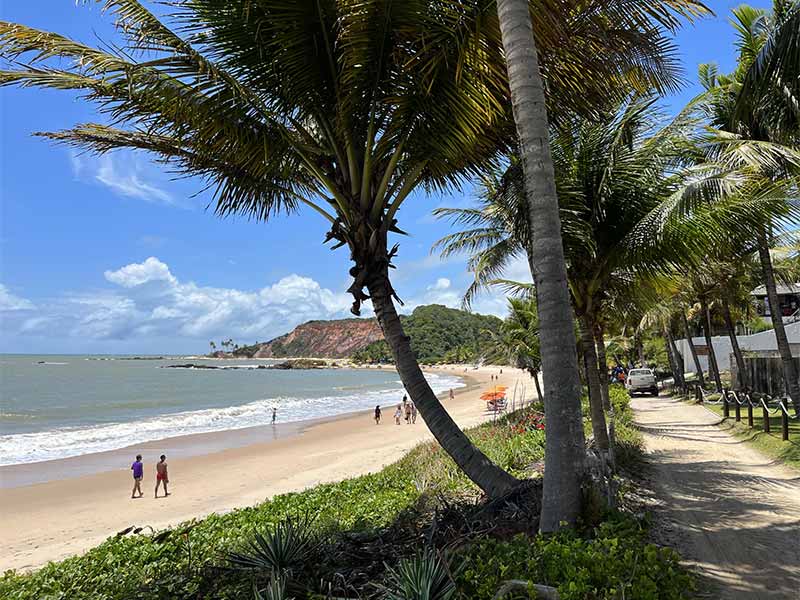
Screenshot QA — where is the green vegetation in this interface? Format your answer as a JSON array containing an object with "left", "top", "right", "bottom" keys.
[
  {"left": 352, "top": 305, "right": 502, "bottom": 364},
  {"left": 458, "top": 524, "right": 691, "bottom": 600},
  {"left": 702, "top": 403, "right": 800, "bottom": 471},
  {"left": 1, "top": 389, "right": 680, "bottom": 600}
]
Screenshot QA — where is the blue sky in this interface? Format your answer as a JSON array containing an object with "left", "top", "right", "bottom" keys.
[{"left": 0, "top": 1, "right": 771, "bottom": 354}]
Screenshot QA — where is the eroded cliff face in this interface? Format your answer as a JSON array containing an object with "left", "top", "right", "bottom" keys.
[{"left": 252, "top": 318, "right": 383, "bottom": 358}]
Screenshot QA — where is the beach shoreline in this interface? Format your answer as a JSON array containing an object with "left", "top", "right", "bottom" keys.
[{"left": 0, "top": 365, "right": 536, "bottom": 572}]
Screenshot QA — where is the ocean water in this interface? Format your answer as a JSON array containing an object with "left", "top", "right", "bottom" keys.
[{"left": 0, "top": 355, "right": 464, "bottom": 466}]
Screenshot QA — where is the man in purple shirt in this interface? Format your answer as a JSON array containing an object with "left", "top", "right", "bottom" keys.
[{"left": 131, "top": 454, "right": 144, "bottom": 498}]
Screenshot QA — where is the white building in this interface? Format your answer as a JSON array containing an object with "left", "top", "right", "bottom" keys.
[{"left": 676, "top": 320, "right": 800, "bottom": 373}]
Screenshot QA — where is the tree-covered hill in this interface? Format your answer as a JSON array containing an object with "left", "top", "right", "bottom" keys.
[
  {"left": 227, "top": 304, "right": 502, "bottom": 363},
  {"left": 352, "top": 304, "right": 503, "bottom": 363}
]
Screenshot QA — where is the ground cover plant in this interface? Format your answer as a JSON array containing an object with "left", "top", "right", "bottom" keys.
[{"left": 0, "top": 389, "right": 689, "bottom": 600}]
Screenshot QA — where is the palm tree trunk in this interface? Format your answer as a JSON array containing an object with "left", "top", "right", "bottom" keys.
[
  {"left": 579, "top": 315, "right": 610, "bottom": 451},
  {"left": 721, "top": 297, "right": 748, "bottom": 390},
  {"left": 531, "top": 369, "right": 544, "bottom": 403},
  {"left": 701, "top": 298, "right": 723, "bottom": 392},
  {"left": 757, "top": 228, "right": 800, "bottom": 415},
  {"left": 664, "top": 326, "right": 685, "bottom": 392},
  {"left": 366, "top": 273, "right": 518, "bottom": 497},
  {"left": 594, "top": 322, "right": 610, "bottom": 411},
  {"left": 635, "top": 332, "right": 646, "bottom": 367},
  {"left": 496, "top": 0, "right": 586, "bottom": 532},
  {"left": 681, "top": 311, "right": 706, "bottom": 387}
]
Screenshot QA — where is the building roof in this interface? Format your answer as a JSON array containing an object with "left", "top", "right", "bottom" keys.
[{"left": 750, "top": 283, "right": 800, "bottom": 296}]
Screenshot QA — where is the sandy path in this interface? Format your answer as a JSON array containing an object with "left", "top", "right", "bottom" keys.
[
  {"left": 632, "top": 395, "right": 800, "bottom": 599},
  {"left": 0, "top": 366, "right": 534, "bottom": 572}
]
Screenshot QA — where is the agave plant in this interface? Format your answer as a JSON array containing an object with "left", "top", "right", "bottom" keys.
[
  {"left": 377, "top": 550, "right": 459, "bottom": 600},
  {"left": 227, "top": 517, "right": 318, "bottom": 581},
  {"left": 253, "top": 577, "right": 293, "bottom": 600}
]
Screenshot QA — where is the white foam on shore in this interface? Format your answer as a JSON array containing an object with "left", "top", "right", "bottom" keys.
[{"left": 0, "top": 373, "right": 465, "bottom": 466}]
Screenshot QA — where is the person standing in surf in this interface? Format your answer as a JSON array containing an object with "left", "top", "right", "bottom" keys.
[
  {"left": 131, "top": 454, "right": 144, "bottom": 498},
  {"left": 155, "top": 454, "right": 169, "bottom": 498},
  {"left": 374, "top": 405, "right": 381, "bottom": 424}
]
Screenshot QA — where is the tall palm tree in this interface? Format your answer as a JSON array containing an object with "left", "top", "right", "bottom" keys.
[
  {"left": 700, "top": 1, "right": 800, "bottom": 412},
  {"left": 493, "top": 0, "right": 710, "bottom": 530},
  {"left": 436, "top": 97, "right": 711, "bottom": 451},
  {"left": 0, "top": 0, "right": 711, "bottom": 497},
  {"left": 0, "top": 0, "right": 522, "bottom": 497}
]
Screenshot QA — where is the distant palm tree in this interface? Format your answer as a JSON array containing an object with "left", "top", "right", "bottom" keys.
[{"left": 488, "top": 297, "right": 544, "bottom": 401}]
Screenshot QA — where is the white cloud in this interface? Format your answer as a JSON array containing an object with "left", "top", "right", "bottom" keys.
[
  {"left": 430, "top": 277, "right": 451, "bottom": 291},
  {"left": 0, "top": 284, "right": 35, "bottom": 311},
  {"left": 1, "top": 258, "right": 353, "bottom": 347},
  {"left": 105, "top": 256, "right": 177, "bottom": 288},
  {"left": 69, "top": 152, "right": 177, "bottom": 206}
]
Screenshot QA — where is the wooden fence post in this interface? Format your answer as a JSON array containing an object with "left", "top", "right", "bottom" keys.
[
  {"left": 747, "top": 401, "right": 753, "bottom": 428},
  {"left": 722, "top": 389, "right": 729, "bottom": 419},
  {"left": 735, "top": 397, "right": 741, "bottom": 422},
  {"left": 782, "top": 407, "right": 789, "bottom": 442},
  {"left": 763, "top": 397, "right": 771, "bottom": 434}
]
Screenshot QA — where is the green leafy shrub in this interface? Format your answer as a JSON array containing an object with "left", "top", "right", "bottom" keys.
[{"left": 456, "top": 522, "right": 694, "bottom": 599}]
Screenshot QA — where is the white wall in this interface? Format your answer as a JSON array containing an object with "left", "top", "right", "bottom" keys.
[{"left": 676, "top": 321, "right": 800, "bottom": 373}]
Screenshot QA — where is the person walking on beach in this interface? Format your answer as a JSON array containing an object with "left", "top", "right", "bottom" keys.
[
  {"left": 394, "top": 404, "right": 402, "bottom": 425},
  {"left": 374, "top": 405, "right": 381, "bottom": 425},
  {"left": 411, "top": 402, "right": 417, "bottom": 424},
  {"left": 271, "top": 407, "right": 277, "bottom": 425},
  {"left": 404, "top": 401, "right": 412, "bottom": 423},
  {"left": 449, "top": 388, "right": 454, "bottom": 401},
  {"left": 155, "top": 454, "right": 169, "bottom": 498},
  {"left": 131, "top": 454, "right": 144, "bottom": 498}
]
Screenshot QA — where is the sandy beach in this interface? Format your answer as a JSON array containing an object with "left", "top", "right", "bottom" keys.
[{"left": 0, "top": 365, "right": 536, "bottom": 572}]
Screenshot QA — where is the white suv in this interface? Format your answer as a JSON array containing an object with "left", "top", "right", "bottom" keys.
[{"left": 625, "top": 368, "right": 658, "bottom": 396}]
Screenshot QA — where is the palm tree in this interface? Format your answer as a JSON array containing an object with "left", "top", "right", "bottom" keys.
[
  {"left": 0, "top": 0, "right": 716, "bottom": 505},
  {"left": 0, "top": 0, "right": 526, "bottom": 496},
  {"left": 488, "top": 297, "right": 544, "bottom": 401},
  {"left": 437, "top": 97, "right": 711, "bottom": 452},
  {"left": 699, "top": 1, "right": 800, "bottom": 411},
  {"left": 493, "top": 0, "right": 709, "bottom": 530}
]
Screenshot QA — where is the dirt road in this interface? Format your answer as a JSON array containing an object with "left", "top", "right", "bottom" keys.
[{"left": 631, "top": 395, "right": 800, "bottom": 599}]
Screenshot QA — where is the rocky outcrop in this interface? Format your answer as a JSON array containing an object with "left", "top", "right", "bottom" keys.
[{"left": 252, "top": 318, "right": 383, "bottom": 359}]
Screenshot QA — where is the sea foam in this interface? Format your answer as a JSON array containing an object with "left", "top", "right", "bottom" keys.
[{"left": 0, "top": 372, "right": 464, "bottom": 465}]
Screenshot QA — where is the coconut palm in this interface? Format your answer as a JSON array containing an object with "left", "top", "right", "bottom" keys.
[
  {"left": 699, "top": 0, "right": 800, "bottom": 411},
  {"left": 437, "top": 97, "right": 708, "bottom": 451},
  {"left": 494, "top": 0, "right": 709, "bottom": 530},
  {"left": 0, "top": 0, "right": 714, "bottom": 497},
  {"left": 487, "top": 297, "right": 544, "bottom": 401}
]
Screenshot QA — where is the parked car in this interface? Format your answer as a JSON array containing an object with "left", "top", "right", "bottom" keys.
[{"left": 625, "top": 368, "right": 658, "bottom": 396}]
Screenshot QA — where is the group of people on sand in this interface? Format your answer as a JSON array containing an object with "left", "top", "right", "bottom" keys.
[
  {"left": 373, "top": 388, "right": 458, "bottom": 425},
  {"left": 130, "top": 454, "right": 170, "bottom": 499},
  {"left": 374, "top": 395, "right": 419, "bottom": 425}
]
